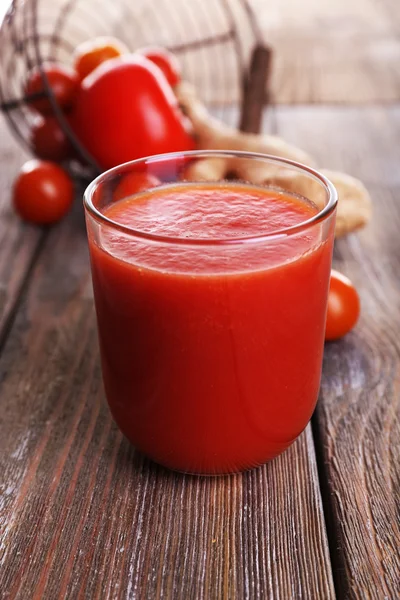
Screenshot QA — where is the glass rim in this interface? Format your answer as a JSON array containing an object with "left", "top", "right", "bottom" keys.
[{"left": 83, "top": 150, "right": 338, "bottom": 246}]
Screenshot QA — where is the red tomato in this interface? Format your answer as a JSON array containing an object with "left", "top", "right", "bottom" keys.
[
  {"left": 113, "top": 172, "right": 160, "bottom": 202},
  {"left": 31, "top": 116, "right": 73, "bottom": 161},
  {"left": 25, "top": 63, "right": 79, "bottom": 115},
  {"left": 325, "top": 270, "right": 360, "bottom": 341},
  {"left": 71, "top": 54, "right": 194, "bottom": 170},
  {"left": 13, "top": 160, "right": 74, "bottom": 225},
  {"left": 136, "top": 46, "right": 181, "bottom": 87},
  {"left": 73, "top": 36, "right": 129, "bottom": 82}
]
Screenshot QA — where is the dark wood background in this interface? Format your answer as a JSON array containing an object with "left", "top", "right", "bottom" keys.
[{"left": 1, "top": 0, "right": 400, "bottom": 598}]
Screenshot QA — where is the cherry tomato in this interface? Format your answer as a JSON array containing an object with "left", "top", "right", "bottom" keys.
[
  {"left": 25, "top": 63, "right": 79, "bottom": 115},
  {"left": 31, "top": 116, "right": 73, "bottom": 161},
  {"left": 325, "top": 270, "right": 360, "bottom": 341},
  {"left": 113, "top": 172, "right": 160, "bottom": 202},
  {"left": 71, "top": 54, "right": 194, "bottom": 170},
  {"left": 73, "top": 36, "right": 129, "bottom": 82},
  {"left": 136, "top": 46, "right": 181, "bottom": 87},
  {"left": 13, "top": 160, "right": 74, "bottom": 225}
]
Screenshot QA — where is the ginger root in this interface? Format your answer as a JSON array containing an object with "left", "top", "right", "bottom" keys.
[
  {"left": 265, "top": 169, "right": 372, "bottom": 238},
  {"left": 176, "top": 82, "right": 372, "bottom": 238}
]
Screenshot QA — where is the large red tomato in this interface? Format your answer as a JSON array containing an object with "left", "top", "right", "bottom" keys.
[{"left": 70, "top": 55, "right": 195, "bottom": 170}]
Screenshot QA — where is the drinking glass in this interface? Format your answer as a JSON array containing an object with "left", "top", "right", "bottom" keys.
[{"left": 84, "top": 151, "right": 337, "bottom": 475}]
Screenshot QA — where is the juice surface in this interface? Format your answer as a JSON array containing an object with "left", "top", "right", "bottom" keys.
[{"left": 88, "top": 182, "right": 334, "bottom": 474}]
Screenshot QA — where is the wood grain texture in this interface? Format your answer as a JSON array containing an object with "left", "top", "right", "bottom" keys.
[
  {"left": 0, "top": 112, "right": 334, "bottom": 598},
  {"left": 0, "top": 120, "right": 42, "bottom": 340},
  {"left": 251, "top": 0, "right": 400, "bottom": 104},
  {"left": 275, "top": 104, "right": 400, "bottom": 598}
]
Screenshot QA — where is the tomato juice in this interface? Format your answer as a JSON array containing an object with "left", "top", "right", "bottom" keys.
[{"left": 87, "top": 180, "right": 335, "bottom": 474}]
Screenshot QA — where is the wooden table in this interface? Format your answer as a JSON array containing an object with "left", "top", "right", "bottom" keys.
[{"left": 1, "top": 2, "right": 400, "bottom": 598}]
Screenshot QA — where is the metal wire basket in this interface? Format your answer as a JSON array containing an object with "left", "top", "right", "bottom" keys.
[{"left": 0, "top": 0, "right": 271, "bottom": 176}]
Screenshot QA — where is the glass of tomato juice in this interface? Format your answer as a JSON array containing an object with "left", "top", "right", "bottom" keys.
[{"left": 84, "top": 151, "right": 337, "bottom": 475}]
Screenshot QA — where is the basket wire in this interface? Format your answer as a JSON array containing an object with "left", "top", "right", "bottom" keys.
[{"left": 0, "top": 0, "right": 271, "bottom": 176}]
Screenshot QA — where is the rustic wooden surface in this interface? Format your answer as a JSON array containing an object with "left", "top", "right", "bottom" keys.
[
  {"left": 0, "top": 111, "right": 334, "bottom": 599},
  {"left": 0, "top": 127, "right": 41, "bottom": 340},
  {"left": 276, "top": 106, "right": 400, "bottom": 598},
  {"left": 253, "top": 0, "right": 400, "bottom": 104},
  {"left": 1, "top": 0, "right": 400, "bottom": 597}
]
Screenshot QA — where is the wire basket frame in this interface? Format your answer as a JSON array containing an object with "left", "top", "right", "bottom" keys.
[{"left": 0, "top": 0, "right": 271, "bottom": 176}]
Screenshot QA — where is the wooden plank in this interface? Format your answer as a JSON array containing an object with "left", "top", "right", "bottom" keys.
[
  {"left": 251, "top": 0, "right": 400, "bottom": 104},
  {"left": 0, "top": 118, "right": 43, "bottom": 340},
  {"left": 0, "top": 110, "right": 335, "bottom": 599},
  {"left": 275, "top": 104, "right": 400, "bottom": 598}
]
